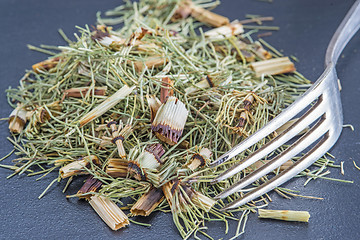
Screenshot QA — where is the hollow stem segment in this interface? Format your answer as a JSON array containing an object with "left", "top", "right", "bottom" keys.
[
  {"left": 151, "top": 96, "right": 188, "bottom": 145},
  {"left": 250, "top": 57, "right": 295, "bottom": 77},
  {"left": 89, "top": 195, "right": 130, "bottom": 230}
]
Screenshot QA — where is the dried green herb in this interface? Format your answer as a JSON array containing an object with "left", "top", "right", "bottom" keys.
[{"left": 1, "top": 0, "right": 350, "bottom": 238}]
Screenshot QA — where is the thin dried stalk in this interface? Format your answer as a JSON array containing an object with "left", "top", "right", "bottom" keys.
[
  {"left": 181, "top": 184, "right": 216, "bottom": 212},
  {"left": 250, "top": 57, "right": 295, "bottom": 77},
  {"left": 238, "top": 16, "right": 274, "bottom": 24},
  {"left": 231, "top": 40, "right": 271, "bottom": 61},
  {"left": 128, "top": 144, "right": 172, "bottom": 187},
  {"left": 78, "top": 85, "right": 135, "bottom": 127},
  {"left": 126, "top": 26, "right": 153, "bottom": 45},
  {"left": 258, "top": 209, "right": 310, "bottom": 222},
  {"left": 63, "top": 86, "right": 107, "bottom": 99},
  {"left": 116, "top": 125, "right": 132, "bottom": 158},
  {"left": 89, "top": 195, "right": 130, "bottom": 230},
  {"left": 99, "top": 136, "right": 113, "bottom": 148}
]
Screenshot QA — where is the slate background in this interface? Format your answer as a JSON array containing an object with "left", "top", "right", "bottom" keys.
[{"left": 0, "top": 0, "right": 359, "bottom": 239}]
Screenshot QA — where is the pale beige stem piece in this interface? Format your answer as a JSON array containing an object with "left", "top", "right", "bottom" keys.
[
  {"left": 250, "top": 57, "right": 295, "bottom": 77},
  {"left": 204, "top": 21, "right": 244, "bottom": 40},
  {"left": 190, "top": 4, "right": 229, "bottom": 27},
  {"left": 60, "top": 155, "right": 99, "bottom": 178},
  {"left": 8, "top": 106, "right": 28, "bottom": 133},
  {"left": 258, "top": 209, "right": 310, "bottom": 222},
  {"left": 133, "top": 56, "right": 167, "bottom": 72},
  {"left": 190, "top": 191, "right": 216, "bottom": 212},
  {"left": 146, "top": 95, "right": 162, "bottom": 122},
  {"left": 137, "top": 143, "right": 165, "bottom": 170},
  {"left": 89, "top": 195, "right": 129, "bottom": 230},
  {"left": 79, "top": 85, "right": 135, "bottom": 127}
]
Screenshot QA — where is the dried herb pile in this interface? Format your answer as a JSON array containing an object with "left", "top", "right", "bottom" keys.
[{"left": 2, "top": 0, "right": 348, "bottom": 239}]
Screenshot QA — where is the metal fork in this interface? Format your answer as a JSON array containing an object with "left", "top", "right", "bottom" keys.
[{"left": 210, "top": 0, "right": 360, "bottom": 211}]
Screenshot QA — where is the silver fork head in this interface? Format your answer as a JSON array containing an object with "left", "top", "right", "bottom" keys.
[
  {"left": 210, "top": 0, "right": 360, "bottom": 211},
  {"left": 212, "top": 64, "right": 342, "bottom": 211}
]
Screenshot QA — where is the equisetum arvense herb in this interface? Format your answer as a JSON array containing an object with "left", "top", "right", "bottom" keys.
[
  {"left": 258, "top": 209, "right": 311, "bottom": 223},
  {"left": 2, "top": 0, "right": 351, "bottom": 239}
]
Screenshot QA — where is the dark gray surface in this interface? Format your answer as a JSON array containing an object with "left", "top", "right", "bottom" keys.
[{"left": 0, "top": 0, "right": 359, "bottom": 239}]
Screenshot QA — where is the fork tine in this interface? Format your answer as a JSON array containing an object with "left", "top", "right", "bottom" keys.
[
  {"left": 209, "top": 67, "right": 333, "bottom": 168},
  {"left": 212, "top": 96, "right": 325, "bottom": 184},
  {"left": 215, "top": 115, "right": 328, "bottom": 200},
  {"left": 220, "top": 130, "right": 335, "bottom": 211}
]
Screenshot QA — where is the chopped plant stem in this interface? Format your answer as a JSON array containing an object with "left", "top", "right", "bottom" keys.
[
  {"left": 343, "top": 124, "right": 354, "bottom": 131},
  {"left": 89, "top": 195, "right": 130, "bottom": 230},
  {"left": 353, "top": 161, "right": 360, "bottom": 171},
  {"left": 38, "top": 178, "right": 59, "bottom": 199},
  {"left": 129, "top": 219, "right": 151, "bottom": 227},
  {"left": 258, "top": 209, "right": 310, "bottom": 222},
  {"left": 299, "top": 172, "right": 353, "bottom": 183},
  {"left": 239, "top": 16, "right": 274, "bottom": 24},
  {"left": 250, "top": 57, "right": 295, "bottom": 77},
  {"left": 242, "top": 25, "right": 279, "bottom": 31},
  {"left": 1, "top": 0, "right": 343, "bottom": 239}
]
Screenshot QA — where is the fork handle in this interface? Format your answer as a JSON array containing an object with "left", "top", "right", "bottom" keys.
[{"left": 325, "top": 0, "right": 360, "bottom": 66}]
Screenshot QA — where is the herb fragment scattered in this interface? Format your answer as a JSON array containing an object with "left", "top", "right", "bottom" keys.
[{"left": 1, "top": 0, "right": 350, "bottom": 238}]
